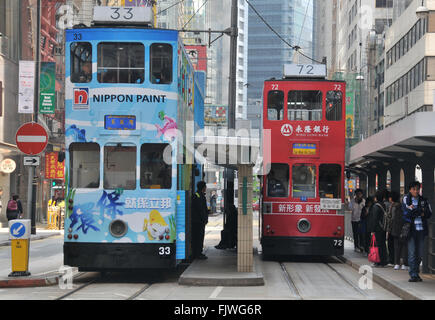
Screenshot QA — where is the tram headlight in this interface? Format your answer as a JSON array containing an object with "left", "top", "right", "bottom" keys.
[
  {"left": 297, "top": 218, "right": 311, "bottom": 233},
  {"left": 109, "top": 220, "right": 128, "bottom": 238}
]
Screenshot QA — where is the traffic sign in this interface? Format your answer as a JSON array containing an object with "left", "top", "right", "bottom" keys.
[
  {"left": 15, "top": 122, "right": 48, "bottom": 155},
  {"left": 24, "top": 156, "right": 40, "bottom": 166},
  {"left": 9, "top": 220, "right": 31, "bottom": 240}
]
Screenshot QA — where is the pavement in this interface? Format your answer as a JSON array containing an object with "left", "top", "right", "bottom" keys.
[{"left": 0, "top": 226, "right": 64, "bottom": 288}]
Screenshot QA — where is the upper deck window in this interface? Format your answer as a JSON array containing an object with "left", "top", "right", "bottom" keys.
[
  {"left": 97, "top": 42, "right": 144, "bottom": 83},
  {"left": 70, "top": 42, "right": 92, "bottom": 83},
  {"left": 267, "top": 90, "right": 284, "bottom": 121},
  {"left": 288, "top": 91, "right": 322, "bottom": 121},
  {"left": 150, "top": 43, "right": 173, "bottom": 84},
  {"left": 326, "top": 91, "right": 343, "bottom": 121}
]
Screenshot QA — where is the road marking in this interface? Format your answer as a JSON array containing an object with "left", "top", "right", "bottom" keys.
[{"left": 209, "top": 286, "right": 223, "bottom": 299}]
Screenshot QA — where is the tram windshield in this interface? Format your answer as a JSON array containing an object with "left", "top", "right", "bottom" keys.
[
  {"left": 326, "top": 91, "right": 343, "bottom": 121},
  {"left": 97, "top": 42, "right": 144, "bottom": 83},
  {"left": 266, "top": 164, "right": 289, "bottom": 197},
  {"left": 292, "top": 164, "right": 316, "bottom": 199},
  {"left": 104, "top": 143, "right": 136, "bottom": 190},
  {"left": 267, "top": 90, "right": 284, "bottom": 120},
  {"left": 319, "top": 164, "right": 341, "bottom": 198},
  {"left": 140, "top": 143, "right": 172, "bottom": 189},
  {"left": 288, "top": 91, "right": 322, "bottom": 121},
  {"left": 69, "top": 143, "right": 100, "bottom": 188}
]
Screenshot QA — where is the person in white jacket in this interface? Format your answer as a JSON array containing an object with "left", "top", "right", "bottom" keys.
[{"left": 348, "top": 189, "right": 365, "bottom": 252}]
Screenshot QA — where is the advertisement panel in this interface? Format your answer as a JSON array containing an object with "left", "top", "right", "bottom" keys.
[
  {"left": 185, "top": 45, "right": 207, "bottom": 73},
  {"left": 45, "top": 152, "right": 65, "bottom": 180},
  {"left": 18, "top": 60, "right": 35, "bottom": 114},
  {"left": 39, "top": 62, "right": 56, "bottom": 114}
]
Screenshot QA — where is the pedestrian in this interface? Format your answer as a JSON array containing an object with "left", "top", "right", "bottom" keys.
[
  {"left": 402, "top": 181, "right": 432, "bottom": 282},
  {"left": 360, "top": 196, "right": 374, "bottom": 254},
  {"left": 383, "top": 189, "right": 392, "bottom": 215},
  {"left": 210, "top": 191, "right": 217, "bottom": 214},
  {"left": 191, "top": 181, "right": 209, "bottom": 260},
  {"left": 215, "top": 204, "right": 238, "bottom": 250},
  {"left": 6, "top": 195, "right": 23, "bottom": 221},
  {"left": 385, "top": 191, "right": 395, "bottom": 266},
  {"left": 389, "top": 191, "right": 408, "bottom": 270},
  {"left": 348, "top": 189, "right": 365, "bottom": 252},
  {"left": 367, "top": 190, "right": 388, "bottom": 267}
]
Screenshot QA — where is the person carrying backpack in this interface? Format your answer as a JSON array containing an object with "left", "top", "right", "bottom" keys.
[
  {"left": 367, "top": 190, "right": 388, "bottom": 267},
  {"left": 6, "top": 195, "right": 23, "bottom": 221},
  {"left": 402, "top": 181, "right": 432, "bottom": 282}
]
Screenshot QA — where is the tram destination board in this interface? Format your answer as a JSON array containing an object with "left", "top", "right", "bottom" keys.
[
  {"left": 93, "top": 6, "right": 153, "bottom": 24},
  {"left": 104, "top": 115, "right": 136, "bottom": 130}
]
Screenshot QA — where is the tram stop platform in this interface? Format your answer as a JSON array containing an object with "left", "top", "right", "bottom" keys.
[
  {"left": 341, "top": 241, "right": 435, "bottom": 300},
  {"left": 179, "top": 247, "right": 264, "bottom": 286}
]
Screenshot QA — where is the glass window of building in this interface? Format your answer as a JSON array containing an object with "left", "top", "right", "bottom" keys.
[
  {"left": 292, "top": 164, "right": 316, "bottom": 199},
  {"left": 140, "top": 143, "right": 172, "bottom": 189},
  {"left": 267, "top": 90, "right": 284, "bottom": 120},
  {"left": 319, "top": 164, "right": 341, "bottom": 199},
  {"left": 266, "top": 164, "right": 289, "bottom": 198},
  {"left": 70, "top": 42, "right": 92, "bottom": 83},
  {"left": 104, "top": 143, "right": 136, "bottom": 190},
  {"left": 288, "top": 91, "right": 322, "bottom": 121},
  {"left": 69, "top": 143, "right": 100, "bottom": 188},
  {"left": 97, "top": 42, "right": 144, "bottom": 83},
  {"left": 325, "top": 91, "right": 342, "bottom": 121},
  {"left": 150, "top": 43, "right": 173, "bottom": 84}
]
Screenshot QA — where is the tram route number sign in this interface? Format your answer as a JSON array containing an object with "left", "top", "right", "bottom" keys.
[
  {"left": 283, "top": 64, "right": 327, "bottom": 78},
  {"left": 93, "top": 6, "right": 153, "bottom": 24}
]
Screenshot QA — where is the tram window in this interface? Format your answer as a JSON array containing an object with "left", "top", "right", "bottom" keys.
[
  {"left": 266, "top": 164, "right": 289, "bottom": 197},
  {"left": 69, "top": 143, "right": 100, "bottom": 188},
  {"left": 140, "top": 143, "right": 172, "bottom": 189},
  {"left": 104, "top": 143, "right": 136, "bottom": 190},
  {"left": 150, "top": 43, "right": 173, "bottom": 84},
  {"left": 292, "top": 164, "right": 316, "bottom": 199},
  {"left": 70, "top": 42, "right": 92, "bottom": 83},
  {"left": 288, "top": 91, "right": 322, "bottom": 121},
  {"left": 267, "top": 90, "right": 284, "bottom": 120},
  {"left": 97, "top": 42, "right": 144, "bottom": 84},
  {"left": 326, "top": 91, "right": 343, "bottom": 121},
  {"left": 319, "top": 164, "right": 341, "bottom": 199}
]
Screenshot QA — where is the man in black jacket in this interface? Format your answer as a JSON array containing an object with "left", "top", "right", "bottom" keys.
[
  {"left": 367, "top": 190, "right": 388, "bottom": 267},
  {"left": 192, "top": 181, "right": 209, "bottom": 260}
]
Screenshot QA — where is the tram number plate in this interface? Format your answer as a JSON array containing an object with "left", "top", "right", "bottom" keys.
[
  {"left": 158, "top": 246, "right": 171, "bottom": 257},
  {"left": 333, "top": 240, "right": 343, "bottom": 248}
]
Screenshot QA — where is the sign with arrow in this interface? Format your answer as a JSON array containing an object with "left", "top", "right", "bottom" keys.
[
  {"left": 9, "top": 220, "right": 31, "bottom": 240},
  {"left": 24, "top": 156, "right": 40, "bottom": 166}
]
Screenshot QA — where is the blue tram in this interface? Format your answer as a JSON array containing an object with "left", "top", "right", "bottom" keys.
[{"left": 63, "top": 26, "right": 204, "bottom": 270}]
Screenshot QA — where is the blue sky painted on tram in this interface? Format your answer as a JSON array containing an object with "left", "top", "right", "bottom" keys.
[{"left": 66, "top": 28, "right": 178, "bottom": 42}]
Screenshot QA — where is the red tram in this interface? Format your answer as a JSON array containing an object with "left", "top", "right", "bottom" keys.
[{"left": 260, "top": 64, "right": 346, "bottom": 257}]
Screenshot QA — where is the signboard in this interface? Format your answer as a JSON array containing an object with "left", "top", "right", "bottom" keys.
[
  {"left": 284, "top": 64, "right": 327, "bottom": 78},
  {"left": 104, "top": 115, "right": 136, "bottom": 130},
  {"left": 18, "top": 61, "right": 35, "bottom": 114},
  {"left": 93, "top": 6, "right": 153, "bottom": 24},
  {"left": 292, "top": 143, "right": 317, "bottom": 156},
  {"left": 204, "top": 105, "right": 227, "bottom": 125},
  {"left": 320, "top": 198, "right": 342, "bottom": 210},
  {"left": 0, "top": 158, "right": 16, "bottom": 173},
  {"left": 45, "top": 152, "right": 65, "bottom": 180},
  {"left": 15, "top": 122, "right": 48, "bottom": 155},
  {"left": 24, "top": 156, "right": 40, "bottom": 166},
  {"left": 39, "top": 62, "right": 56, "bottom": 114},
  {"left": 9, "top": 220, "right": 31, "bottom": 240},
  {"left": 185, "top": 45, "right": 207, "bottom": 73}
]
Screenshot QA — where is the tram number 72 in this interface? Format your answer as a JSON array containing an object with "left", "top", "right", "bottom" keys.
[{"left": 333, "top": 240, "right": 343, "bottom": 248}]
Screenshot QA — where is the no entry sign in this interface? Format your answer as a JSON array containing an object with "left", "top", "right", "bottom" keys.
[{"left": 15, "top": 122, "right": 48, "bottom": 155}]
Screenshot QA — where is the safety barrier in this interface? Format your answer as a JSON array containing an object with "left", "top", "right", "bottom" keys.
[{"left": 47, "top": 206, "right": 64, "bottom": 230}]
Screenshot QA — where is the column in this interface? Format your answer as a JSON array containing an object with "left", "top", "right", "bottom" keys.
[
  {"left": 367, "top": 172, "right": 376, "bottom": 196},
  {"left": 389, "top": 164, "right": 401, "bottom": 194},
  {"left": 377, "top": 167, "right": 387, "bottom": 192},
  {"left": 403, "top": 162, "right": 416, "bottom": 192},
  {"left": 358, "top": 173, "right": 368, "bottom": 197},
  {"left": 237, "top": 164, "right": 253, "bottom": 272},
  {"left": 421, "top": 162, "right": 434, "bottom": 274}
]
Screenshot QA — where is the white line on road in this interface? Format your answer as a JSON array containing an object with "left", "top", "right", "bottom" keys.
[{"left": 209, "top": 286, "right": 223, "bottom": 299}]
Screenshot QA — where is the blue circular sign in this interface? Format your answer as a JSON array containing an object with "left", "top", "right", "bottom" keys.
[{"left": 10, "top": 222, "right": 26, "bottom": 238}]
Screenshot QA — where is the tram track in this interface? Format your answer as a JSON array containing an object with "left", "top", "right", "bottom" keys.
[{"left": 55, "top": 272, "right": 153, "bottom": 300}]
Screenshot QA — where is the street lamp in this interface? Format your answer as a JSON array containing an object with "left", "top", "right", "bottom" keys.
[{"left": 416, "top": 0, "right": 429, "bottom": 19}]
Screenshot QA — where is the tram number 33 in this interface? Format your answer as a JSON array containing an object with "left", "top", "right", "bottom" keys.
[
  {"left": 158, "top": 246, "right": 171, "bottom": 256},
  {"left": 110, "top": 7, "right": 134, "bottom": 20}
]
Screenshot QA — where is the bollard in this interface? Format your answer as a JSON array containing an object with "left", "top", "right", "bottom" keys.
[{"left": 8, "top": 219, "right": 31, "bottom": 277}]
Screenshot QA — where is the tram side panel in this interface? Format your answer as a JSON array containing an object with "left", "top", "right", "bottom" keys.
[{"left": 63, "top": 28, "right": 196, "bottom": 270}]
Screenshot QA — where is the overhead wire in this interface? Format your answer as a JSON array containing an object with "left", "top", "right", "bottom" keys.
[{"left": 182, "top": 0, "right": 209, "bottom": 30}]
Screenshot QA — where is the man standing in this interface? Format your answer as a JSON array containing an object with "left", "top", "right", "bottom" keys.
[
  {"left": 192, "top": 181, "right": 209, "bottom": 260},
  {"left": 402, "top": 181, "right": 432, "bottom": 282},
  {"left": 348, "top": 189, "right": 365, "bottom": 252}
]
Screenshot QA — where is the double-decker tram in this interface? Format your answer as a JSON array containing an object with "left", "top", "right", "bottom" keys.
[
  {"left": 260, "top": 64, "right": 346, "bottom": 257},
  {"left": 63, "top": 10, "right": 204, "bottom": 271}
]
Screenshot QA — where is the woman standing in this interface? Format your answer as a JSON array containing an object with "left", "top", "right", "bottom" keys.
[{"left": 390, "top": 191, "right": 408, "bottom": 270}]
